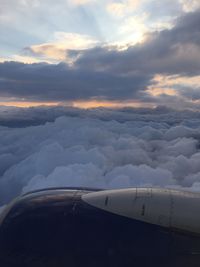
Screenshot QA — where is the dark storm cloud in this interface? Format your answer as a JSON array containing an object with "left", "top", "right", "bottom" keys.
[
  {"left": 0, "top": 61, "right": 151, "bottom": 101},
  {"left": 0, "top": 10, "right": 200, "bottom": 102},
  {"left": 179, "top": 86, "right": 200, "bottom": 100},
  {"left": 76, "top": 9, "right": 200, "bottom": 76}
]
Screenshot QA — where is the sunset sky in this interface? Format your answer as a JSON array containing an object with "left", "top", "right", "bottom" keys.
[{"left": 1, "top": 0, "right": 200, "bottom": 109}]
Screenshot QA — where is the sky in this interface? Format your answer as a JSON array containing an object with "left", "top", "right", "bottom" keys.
[{"left": 0, "top": 0, "right": 200, "bottom": 109}]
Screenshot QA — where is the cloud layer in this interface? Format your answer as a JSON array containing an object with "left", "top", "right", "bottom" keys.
[
  {"left": 1, "top": 9, "right": 200, "bottom": 107},
  {"left": 1, "top": 106, "right": 200, "bottom": 208}
]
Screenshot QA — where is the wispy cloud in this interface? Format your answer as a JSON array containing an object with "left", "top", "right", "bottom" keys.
[
  {"left": 106, "top": 0, "right": 141, "bottom": 18},
  {"left": 179, "top": 0, "right": 200, "bottom": 12},
  {"left": 24, "top": 32, "right": 99, "bottom": 62},
  {"left": 69, "top": 0, "right": 95, "bottom": 6}
]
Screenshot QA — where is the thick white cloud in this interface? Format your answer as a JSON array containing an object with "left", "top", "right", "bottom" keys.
[{"left": 1, "top": 107, "right": 200, "bottom": 208}]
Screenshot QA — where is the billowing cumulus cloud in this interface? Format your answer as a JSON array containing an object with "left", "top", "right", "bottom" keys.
[{"left": 1, "top": 106, "right": 200, "bottom": 209}]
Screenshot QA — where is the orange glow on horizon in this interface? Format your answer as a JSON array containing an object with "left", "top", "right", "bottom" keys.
[
  {"left": 72, "top": 100, "right": 153, "bottom": 109},
  {"left": 147, "top": 87, "right": 177, "bottom": 96},
  {"left": 0, "top": 100, "right": 154, "bottom": 109},
  {"left": 1, "top": 101, "right": 60, "bottom": 108}
]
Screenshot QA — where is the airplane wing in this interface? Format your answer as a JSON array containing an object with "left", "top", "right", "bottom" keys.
[{"left": 1, "top": 187, "right": 200, "bottom": 267}]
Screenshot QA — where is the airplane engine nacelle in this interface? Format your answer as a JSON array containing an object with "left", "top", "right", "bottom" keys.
[{"left": 83, "top": 188, "right": 200, "bottom": 235}]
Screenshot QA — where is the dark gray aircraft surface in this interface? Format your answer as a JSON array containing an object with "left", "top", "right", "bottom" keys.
[{"left": 0, "top": 187, "right": 200, "bottom": 267}]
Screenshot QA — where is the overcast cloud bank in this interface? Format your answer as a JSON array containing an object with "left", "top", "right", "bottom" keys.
[
  {"left": 1, "top": 9, "right": 200, "bottom": 108},
  {"left": 1, "top": 106, "right": 200, "bottom": 208}
]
